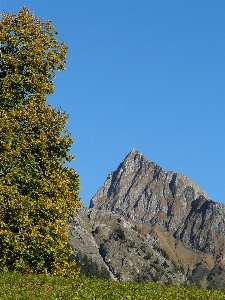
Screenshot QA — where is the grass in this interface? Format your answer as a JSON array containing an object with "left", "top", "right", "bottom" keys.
[{"left": 0, "top": 272, "right": 224, "bottom": 299}]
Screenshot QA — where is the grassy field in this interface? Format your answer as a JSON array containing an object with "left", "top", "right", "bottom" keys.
[{"left": 0, "top": 272, "right": 224, "bottom": 300}]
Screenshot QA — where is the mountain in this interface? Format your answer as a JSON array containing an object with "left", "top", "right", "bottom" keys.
[
  {"left": 68, "top": 207, "right": 187, "bottom": 285},
  {"left": 88, "top": 149, "right": 225, "bottom": 289}
]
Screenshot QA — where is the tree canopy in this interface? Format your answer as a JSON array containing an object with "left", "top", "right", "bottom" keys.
[
  {"left": 0, "top": 6, "right": 67, "bottom": 109},
  {"left": 0, "top": 7, "right": 81, "bottom": 275}
]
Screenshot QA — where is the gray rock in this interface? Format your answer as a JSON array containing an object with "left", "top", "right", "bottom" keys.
[
  {"left": 68, "top": 207, "right": 187, "bottom": 285},
  {"left": 89, "top": 149, "right": 225, "bottom": 289}
]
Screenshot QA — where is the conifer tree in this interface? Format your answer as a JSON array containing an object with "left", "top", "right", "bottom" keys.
[{"left": 0, "top": 7, "right": 82, "bottom": 275}]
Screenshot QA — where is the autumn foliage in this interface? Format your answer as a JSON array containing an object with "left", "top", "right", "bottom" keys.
[{"left": 0, "top": 7, "right": 81, "bottom": 275}]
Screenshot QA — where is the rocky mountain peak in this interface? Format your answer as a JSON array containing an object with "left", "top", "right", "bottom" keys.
[
  {"left": 88, "top": 149, "right": 225, "bottom": 288},
  {"left": 90, "top": 149, "right": 208, "bottom": 229},
  {"left": 70, "top": 150, "right": 225, "bottom": 289},
  {"left": 123, "top": 148, "right": 145, "bottom": 166},
  {"left": 121, "top": 148, "right": 158, "bottom": 172}
]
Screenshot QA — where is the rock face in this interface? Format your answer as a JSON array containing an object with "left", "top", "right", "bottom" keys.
[
  {"left": 90, "top": 149, "right": 208, "bottom": 228},
  {"left": 89, "top": 149, "right": 225, "bottom": 289},
  {"left": 68, "top": 207, "right": 187, "bottom": 285}
]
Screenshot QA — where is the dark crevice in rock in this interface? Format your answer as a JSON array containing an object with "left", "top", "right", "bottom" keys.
[{"left": 169, "top": 173, "right": 177, "bottom": 198}]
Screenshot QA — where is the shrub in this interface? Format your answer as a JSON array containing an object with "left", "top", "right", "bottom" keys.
[
  {"left": 129, "top": 241, "right": 136, "bottom": 248},
  {"left": 114, "top": 227, "right": 126, "bottom": 242},
  {"left": 162, "top": 261, "right": 169, "bottom": 268},
  {"left": 144, "top": 252, "right": 152, "bottom": 260}
]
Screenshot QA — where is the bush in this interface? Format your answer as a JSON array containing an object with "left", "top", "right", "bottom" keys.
[
  {"left": 129, "top": 241, "right": 136, "bottom": 248},
  {"left": 166, "top": 277, "right": 173, "bottom": 285},
  {"left": 162, "top": 261, "right": 169, "bottom": 268},
  {"left": 144, "top": 252, "right": 152, "bottom": 260},
  {"left": 140, "top": 244, "right": 147, "bottom": 253},
  {"left": 172, "top": 261, "right": 181, "bottom": 272},
  {"left": 114, "top": 227, "right": 126, "bottom": 242},
  {"left": 160, "top": 249, "right": 169, "bottom": 260},
  {"left": 152, "top": 244, "right": 169, "bottom": 260}
]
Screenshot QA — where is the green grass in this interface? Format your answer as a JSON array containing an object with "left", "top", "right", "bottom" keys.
[{"left": 0, "top": 272, "right": 224, "bottom": 299}]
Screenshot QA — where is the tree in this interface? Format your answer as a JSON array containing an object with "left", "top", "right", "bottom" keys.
[
  {"left": 70, "top": 251, "right": 110, "bottom": 279},
  {"left": 0, "top": 7, "right": 67, "bottom": 109},
  {"left": 0, "top": 7, "right": 82, "bottom": 275}
]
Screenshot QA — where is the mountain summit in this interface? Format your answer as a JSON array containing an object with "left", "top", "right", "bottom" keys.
[
  {"left": 90, "top": 148, "right": 208, "bottom": 229},
  {"left": 89, "top": 149, "right": 225, "bottom": 288}
]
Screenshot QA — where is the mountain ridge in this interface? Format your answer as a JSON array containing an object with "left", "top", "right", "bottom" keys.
[
  {"left": 90, "top": 149, "right": 209, "bottom": 226},
  {"left": 68, "top": 149, "right": 225, "bottom": 288},
  {"left": 88, "top": 149, "right": 225, "bottom": 288}
]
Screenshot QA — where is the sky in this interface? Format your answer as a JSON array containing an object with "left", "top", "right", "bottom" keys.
[{"left": 1, "top": 0, "right": 225, "bottom": 207}]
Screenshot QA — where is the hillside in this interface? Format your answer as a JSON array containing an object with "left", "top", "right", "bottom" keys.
[{"left": 68, "top": 208, "right": 187, "bottom": 285}]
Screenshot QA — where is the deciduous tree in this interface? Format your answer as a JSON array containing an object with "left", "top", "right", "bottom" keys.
[
  {"left": 0, "top": 7, "right": 82, "bottom": 275},
  {"left": 0, "top": 6, "right": 67, "bottom": 109}
]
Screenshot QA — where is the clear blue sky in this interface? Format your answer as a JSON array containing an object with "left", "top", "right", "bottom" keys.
[{"left": 1, "top": 1, "right": 225, "bottom": 206}]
